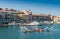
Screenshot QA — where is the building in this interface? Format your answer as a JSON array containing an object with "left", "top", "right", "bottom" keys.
[
  {"left": 0, "top": 8, "right": 53, "bottom": 24},
  {"left": 53, "top": 16, "right": 60, "bottom": 22},
  {"left": 18, "top": 10, "right": 32, "bottom": 23},
  {"left": 0, "top": 8, "right": 21, "bottom": 24},
  {"left": 32, "top": 14, "right": 52, "bottom": 22}
]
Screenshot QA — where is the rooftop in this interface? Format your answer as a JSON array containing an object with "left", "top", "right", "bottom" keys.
[
  {"left": 0, "top": 8, "right": 20, "bottom": 13},
  {"left": 32, "top": 14, "right": 50, "bottom": 16}
]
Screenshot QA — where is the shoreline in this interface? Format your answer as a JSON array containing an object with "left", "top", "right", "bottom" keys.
[{"left": 0, "top": 23, "right": 60, "bottom": 27}]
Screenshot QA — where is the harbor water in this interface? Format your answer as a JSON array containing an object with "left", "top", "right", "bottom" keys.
[{"left": 0, "top": 24, "right": 60, "bottom": 39}]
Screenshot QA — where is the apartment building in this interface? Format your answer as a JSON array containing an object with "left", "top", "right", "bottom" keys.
[{"left": 32, "top": 14, "right": 52, "bottom": 22}]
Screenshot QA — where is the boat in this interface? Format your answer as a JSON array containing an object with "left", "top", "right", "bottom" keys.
[
  {"left": 54, "top": 21, "right": 60, "bottom": 24},
  {"left": 23, "top": 28, "right": 49, "bottom": 33},
  {"left": 20, "top": 27, "right": 32, "bottom": 33},
  {"left": 40, "top": 21, "right": 53, "bottom": 25},
  {"left": 23, "top": 29, "right": 32, "bottom": 33},
  {"left": 34, "top": 28, "right": 44, "bottom": 32},
  {"left": 19, "top": 21, "right": 41, "bottom": 26},
  {"left": 8, "top": 21, "right": 17, "bottom": 26},
  {"left": 20, "top": 26, "right": 49, "bottom": 33},
  {"left": 0, "top": 24, "right": 8, "bottom": 27}
]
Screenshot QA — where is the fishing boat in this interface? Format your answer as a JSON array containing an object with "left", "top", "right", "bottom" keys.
[
  {"left": 20, "top": 26, "right": 50, "bottom": 33},
  {"left": 23, "top": 28, "right": 49, "bottom": 33}
]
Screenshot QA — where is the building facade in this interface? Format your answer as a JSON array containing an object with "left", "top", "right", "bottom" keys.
[
  {"left": 32, "top": 14, "right": 52, "bottom": 22},
  {"left": 53, "top": 16, "right": 60, "bottom": 22},
  {"left": 0, "top": 8, "right": 53, "bottom": 24},
  {"left": 0, "top": 8, "right": 21, "bottom": 24},
  {"left": 18, "top": 10, "right": 32, "bottom": 23}
]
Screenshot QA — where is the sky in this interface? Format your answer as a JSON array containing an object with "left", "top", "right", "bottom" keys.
[{"left": 0, "top": 0, "right": 60, "bottom": 16}]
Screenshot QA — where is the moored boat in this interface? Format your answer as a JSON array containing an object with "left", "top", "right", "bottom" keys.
[
  {"left": 8, "top": 21, "right": 17, "bottom": 26},
  {"left": 19, "top": 21, "right": 41, "bottom": 26},
  {"left": 34, "top": 28, "right": 44, "bottom": 32},
  {"left": 23, "top": 28, "right": 49, "bottom": 33}
]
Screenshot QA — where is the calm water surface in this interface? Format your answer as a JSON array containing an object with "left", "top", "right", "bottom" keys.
[{"left": 0, "top": 24, "right": 60, "bottom": 39}]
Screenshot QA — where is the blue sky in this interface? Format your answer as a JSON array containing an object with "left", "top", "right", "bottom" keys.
[{"left": 0, "top": 0, "right": 60, "bottom": 15}]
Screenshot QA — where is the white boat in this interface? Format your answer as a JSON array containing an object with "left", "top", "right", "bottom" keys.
[
  {"left": 40, "top": 21, "right": 53, "bottom": 25},
  {"left": 20, "top": 21, "right": 41, "bottom": 26},
  {"left": 29, "top": 21, "right": 40, "bottom": 25},
  {"left": 55, "top": 21, "right": 60, "bottom": 24},
  {"left": 8, "top": 21, "right": 16, "bottom": 26}
]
